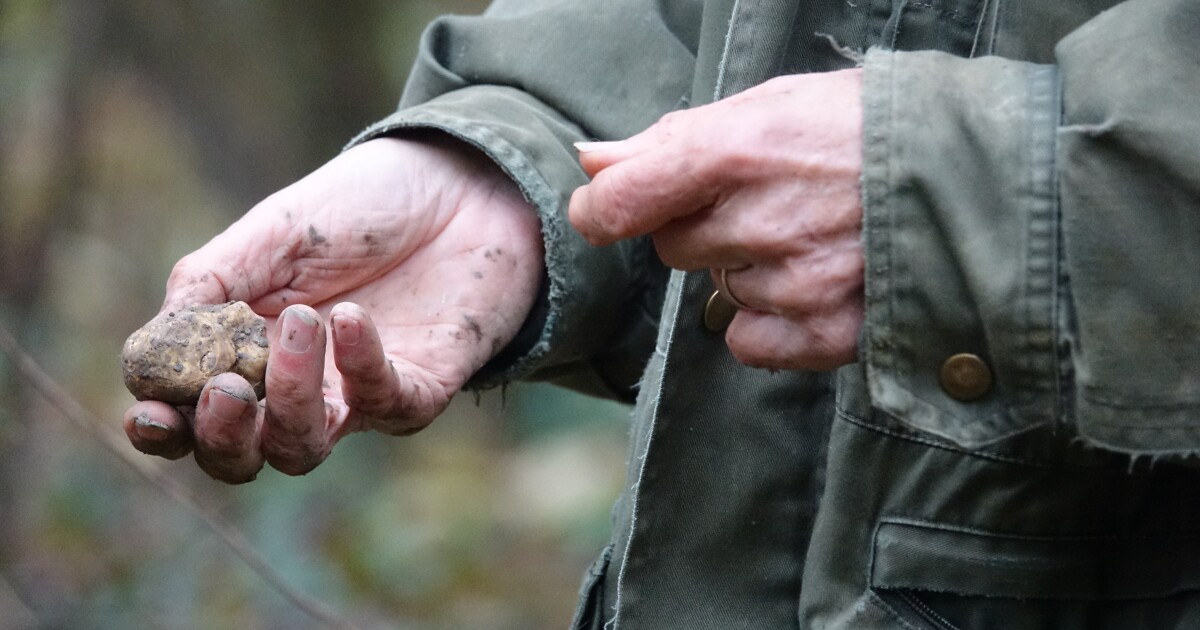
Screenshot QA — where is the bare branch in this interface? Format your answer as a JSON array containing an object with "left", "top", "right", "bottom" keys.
[
  {"left": 0, "top": 572, "right": 38, "bottom": 630},
  {"left": 0, "top": 323, "right": 367, "bottom": 630}
]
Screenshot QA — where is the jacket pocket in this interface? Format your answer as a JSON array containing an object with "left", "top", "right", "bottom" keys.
[
  {"left": 867, "top": 518, "right": 1200, "bottom": 629},
  {"left": 569, "top": 544, "right": 613, "bottom": 630}
]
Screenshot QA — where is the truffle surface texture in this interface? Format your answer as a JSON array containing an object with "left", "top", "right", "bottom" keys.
[{"left": 122, "top": 301, "right": 269, "bottom": 405}]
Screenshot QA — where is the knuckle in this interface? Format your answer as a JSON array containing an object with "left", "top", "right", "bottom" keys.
[
  {"left": 343, "top": 360, "right": 398, "bottom": 411},
  {"left": 339, "top": 348, "right": 389, "bottom": 383},
  {"left": 263, "top": 403, "right": 318, "bottom": 439},
  {"left": 356, "top": 370, "right": 451, "bottom": 435},
  {"left": 164, "top": 254, "right": 228, "bottom": 307},
  {"left": 655, "top": 110, "right": 688, "bottom": 136},
  {"left": 260, "top": 396, "right": 331, "bottom": 475},
  {"left": 265, "top": 369, "right": 322, "bottom": 409},
  {"left": 725, "top": 330, "right": 776, "bottom": 369},
  {"left": 739, "top": 227, "right": 784, "bottom": 261},
  {"left": 165, "top": 256, "right": 201, "bottom": 292},
  {"left": 825, "top": 314, "right": 864, "bottom": 362},
  {"left": 822, "top": 250, "right": 865, "bottom": 288},
  {"left": 650, "top": 231, "right": 685, "bottom": 268},
  {"left": 777, "top": 254, "right": 865, "bottom": 315},
  {"left": 724, "top": 311, "right": 858, "bottom": 372},
  {"left": 265, "top": 374, "right": 309, "bottom": 408},
  {"left": 345, "top": 386, "right": 396, "bottom": 417},
  {"left": 197, "top": 436, "right": 243, "bottom": 460},
  {"left": 593, "top": 174, "right": 643, "bottom": 237},
  {"left": 717, "top": 144, "right": 762, "bottom": 180}
]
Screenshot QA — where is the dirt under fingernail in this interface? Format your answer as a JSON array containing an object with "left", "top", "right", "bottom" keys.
[
  {"left": 209, "top": 387, "right": 253, "bottom": 422},
  {"left": 215, "top": 385, "right": 254, "bottom": 403},
  {"left": 332, "top": 314, "right": 361, "bottom": 346},
  {"left": 134, "top": 413, "right": 171, "bottom": 442}
]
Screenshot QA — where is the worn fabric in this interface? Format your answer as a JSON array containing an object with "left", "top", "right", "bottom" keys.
[{"left": 349, "top": 0, "right": 1200, "bottom": 627}]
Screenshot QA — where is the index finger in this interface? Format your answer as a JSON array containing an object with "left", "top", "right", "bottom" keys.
[{"left": 568, "top": 145, "right": 718, "bottom": 246}]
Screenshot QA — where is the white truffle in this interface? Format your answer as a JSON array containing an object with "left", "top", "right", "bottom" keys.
[{"left": 122, "top": 301, "right": 268, "bottom": 405}]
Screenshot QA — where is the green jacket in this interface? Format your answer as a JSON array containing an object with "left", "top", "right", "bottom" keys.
[{"left": 350, "top": 0, "right": 1200, "bottom": 627}]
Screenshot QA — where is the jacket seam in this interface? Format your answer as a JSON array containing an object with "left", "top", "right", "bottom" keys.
[
  {"left": 877, "top": 515, "right": 1200, "bottom": 541},
  {"left": 968, "top": 0, "right": 991, "bottom": 57},
  {"left": 608, "top": 4, "right": 746, "bottom": 623},
  {"left": 1081, "top": 390, "right": 1200, "bottom": 411},
  {"left": 1017, "top": 64, "right": 1060, "bottom": 409},
  {"left": 712, "top": 0, "right": 743, "bottom": 101},
  {"left": 866, "top": 591, "right": 925, "bottom": 630},
  {"left": 863, "top": 50, "right": 899, "bottom": 381},
  {"left": 834, "top": 405, "right": 1144, "bottom": 473},
  {"left": 606, "top": 276, "right": 686, "bottom": 630},
  {"left": 989, "top": 0, "right": 1005, "bottom": 54}
]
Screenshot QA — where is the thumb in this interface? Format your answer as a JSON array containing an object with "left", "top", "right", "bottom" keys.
[
  {"left": 161, "top": 252, "right": 232, "bottom": 313},
  {"left": 160, "top": 196, "right": 297, "bottom": 313},
  {"left": 161, "top": 219, "right": 271, "bottom": 313}
]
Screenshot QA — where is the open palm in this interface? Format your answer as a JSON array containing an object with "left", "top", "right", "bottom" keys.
[{"left": 123, "top": 137, "right": 543, "bottom": 483}]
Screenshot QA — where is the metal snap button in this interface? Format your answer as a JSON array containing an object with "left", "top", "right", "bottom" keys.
[{"left": 939, "top": 353, "right": 993, "bottom": 402}]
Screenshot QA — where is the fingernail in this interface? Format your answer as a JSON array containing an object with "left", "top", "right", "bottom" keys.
[
  {"left": 134, "top": 413, "right": 171, "bottom": 442},
  {"left": 574, "top": 141, "right": 619, "bottom": 153},
  {"left": 332, "top": 313, "right": 360, "bottom": 346},
  {"left": 209, "top": 387, "right": 252, "bottom": 422},
  {"left": 280, "top": 308, "right": 317, "bottom": 353}
]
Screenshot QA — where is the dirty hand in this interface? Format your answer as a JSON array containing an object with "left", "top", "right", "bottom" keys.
[
  {"left": 569, "top": 69, "right": 864, "bottom": 371},
  {"left": 123, "top": 136, "right": 542, "bottom": 483}
]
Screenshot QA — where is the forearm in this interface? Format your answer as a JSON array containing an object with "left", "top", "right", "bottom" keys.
[{"left": 347, "top": 0, "right": 701, "bottom": 399}]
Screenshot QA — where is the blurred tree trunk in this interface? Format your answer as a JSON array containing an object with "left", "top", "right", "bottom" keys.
[
  {"left": 100, "top": 0, "right": 403, "bottom": 207},
  {"left": 0, "top": 0, "right": 96, "bottom": 318},
  {"left": 0, "top": 0, "right": 103, "bottom": 614}
]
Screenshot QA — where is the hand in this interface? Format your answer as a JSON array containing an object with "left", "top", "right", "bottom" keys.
[
  {"left": 568, "top": 69, "right": 864, "bottom": 371},
  {"left": 122, "top": 137, "right": 543, "bottom": 482}
]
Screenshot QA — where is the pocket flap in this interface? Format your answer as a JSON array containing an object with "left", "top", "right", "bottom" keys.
[{"left": 872, "top": 518, "right": 1200, "bottom": 600}]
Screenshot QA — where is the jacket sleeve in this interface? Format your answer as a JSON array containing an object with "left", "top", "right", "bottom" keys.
[
  {"left": 860, "top": 0, "right": 1200, "bottom": 455},
  {"left": 347, "top": 0, "right": 702, "bottom": 401}
]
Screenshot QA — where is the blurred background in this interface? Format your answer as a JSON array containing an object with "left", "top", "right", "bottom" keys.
[{"left": 0, "top": 2, "right": 632, "bottom": 628}]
